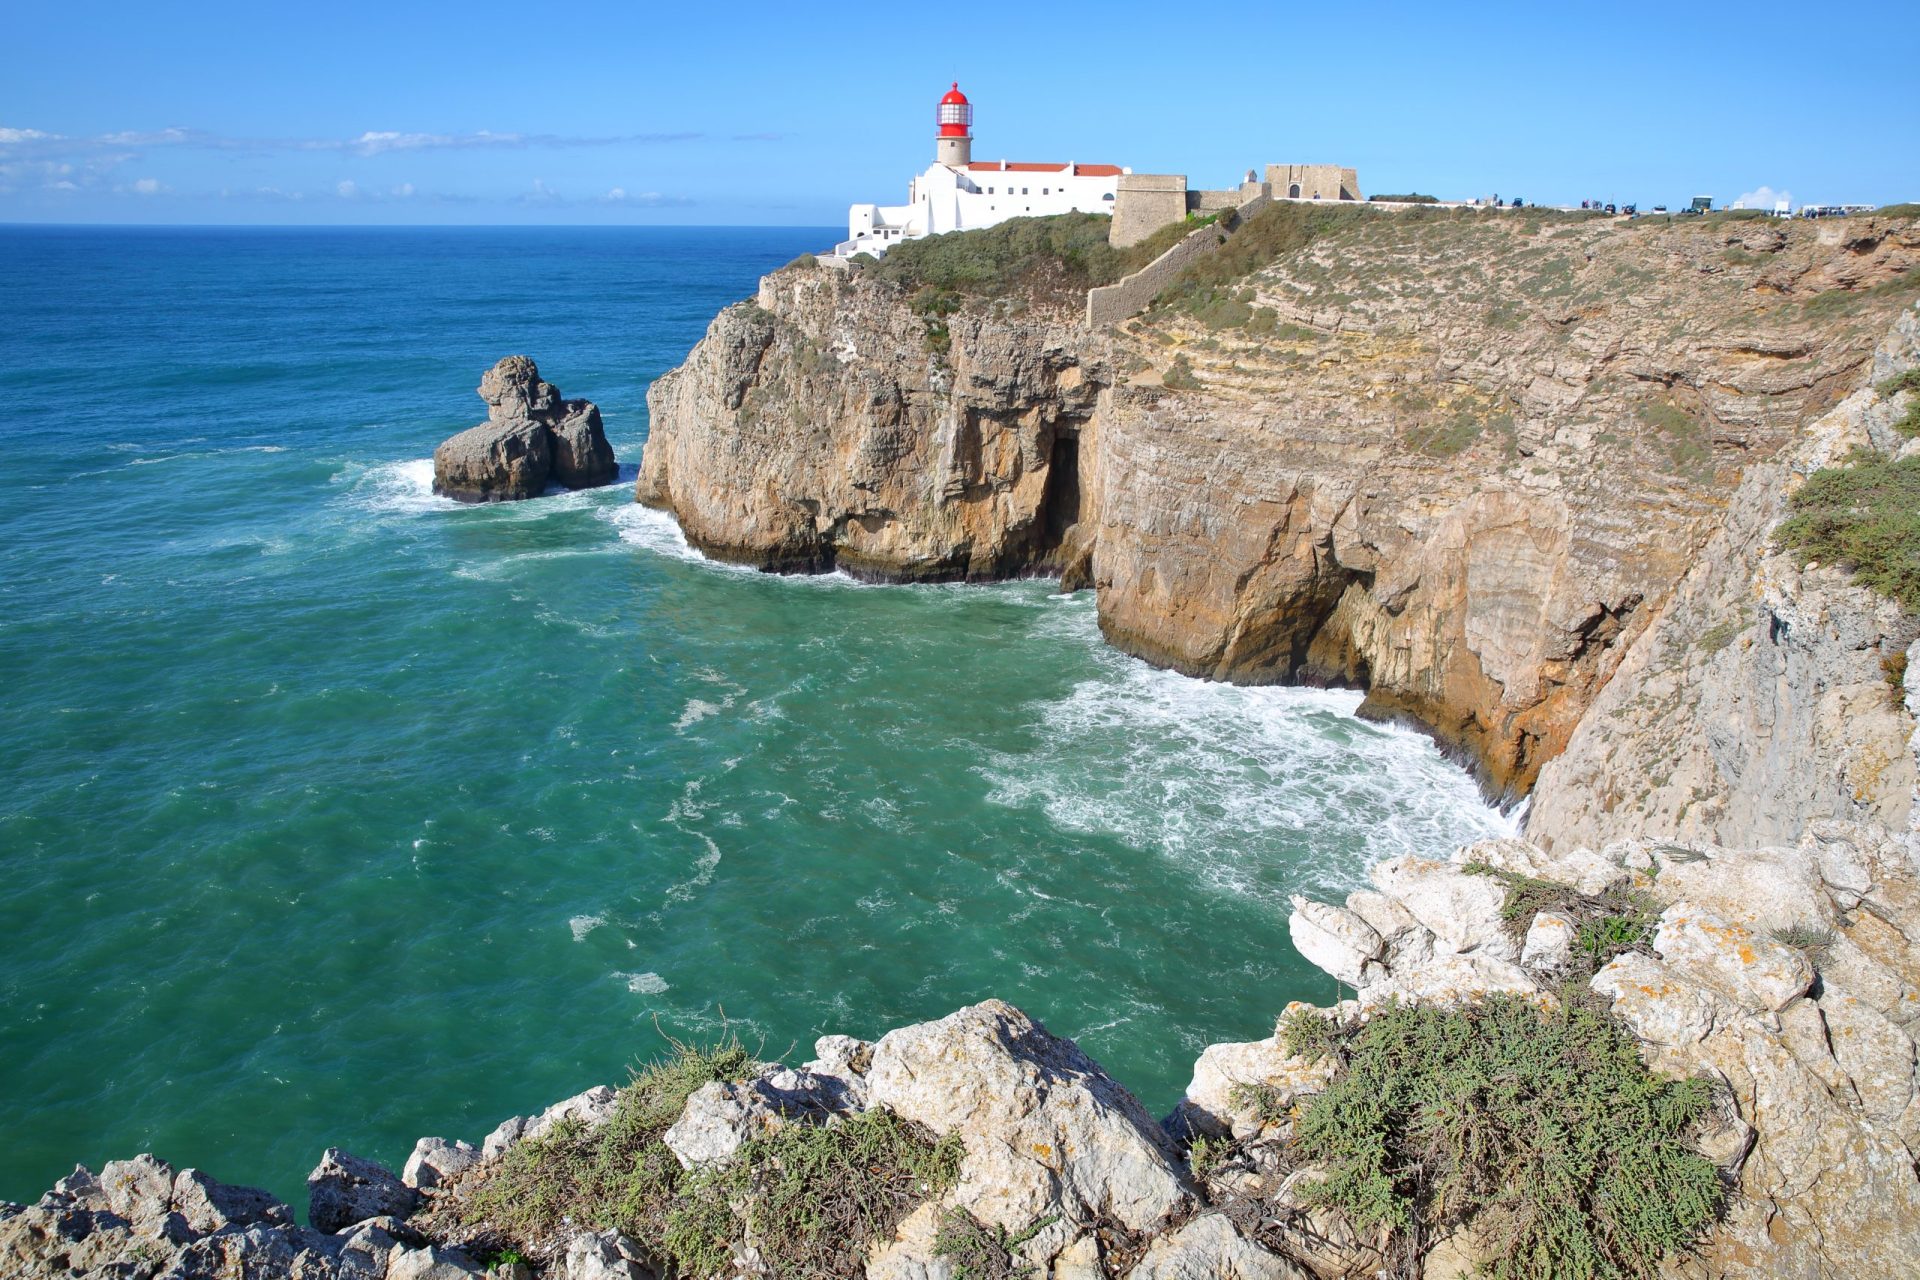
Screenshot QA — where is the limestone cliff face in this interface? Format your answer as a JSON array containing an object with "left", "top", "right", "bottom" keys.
[
  {"left": 1527, "top": 305, "right": 1920, "bottom": 849},
  {"left": 638, "top": 270, "right": 1105, "bottom": 581},
  {"left": 639, "top": 215, "right": 1920, "bottom": 798}
]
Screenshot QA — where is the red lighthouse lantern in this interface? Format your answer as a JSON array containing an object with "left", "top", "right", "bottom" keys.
[
  {"left": 935, "top": 83, "right": 973, "bottom": 166},
  {"left": 937, "top": 83, "right": 973, "bottom": 136}
]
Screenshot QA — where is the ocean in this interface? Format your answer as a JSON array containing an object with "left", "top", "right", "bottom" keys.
[{"left": 0, "top": 225, "right": 1515, "bottom": 1209}]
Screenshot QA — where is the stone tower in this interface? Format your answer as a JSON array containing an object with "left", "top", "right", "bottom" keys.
[{"left": 936, "top": 82, "right": 973, "bottom": 168}]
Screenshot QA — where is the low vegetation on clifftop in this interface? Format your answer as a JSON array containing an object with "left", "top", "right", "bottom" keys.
[{"left": 1272, "top": 997, "right": 1724, "bottom": 1280}]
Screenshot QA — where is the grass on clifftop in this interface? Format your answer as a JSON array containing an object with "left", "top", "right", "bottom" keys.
[
  {"left": 1464, "top": 863, "right": 1661, "bottom": 977},
  {"left": 1778, "top": 450, "right": 1920, "bottom": 611},
  {"left": 1272, "top": 996, "right": 1724, "bottom": 1280},
  {"left": 865, "top": 212, "right": 1147, "bottom": 303},
  {"left": 454, "top": 1034, "right": 960, "bottom": 1279},
  {"left": 1152, "top": 202, "right": 1372, "bottom": 315}
]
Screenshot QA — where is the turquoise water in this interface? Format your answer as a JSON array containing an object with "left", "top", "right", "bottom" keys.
[{"left": 0, "top": 226, "right": 1514, "bottom": 1211}]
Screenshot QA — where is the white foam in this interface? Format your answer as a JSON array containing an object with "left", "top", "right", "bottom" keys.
[
  {"left": 599, "top": 504, "right": 880, "bottom": 589},
  {"left": 618, "top": 971, "right": 670, "bottom": 995},
  {"left": 981, "top": 603, "right": 1517, "bottom": 901},
  {"left": 336, "top": 458, "right": 451, "bottom": 516},
  {"left": 675, "top": 699, "right": 722, "bottom": 731},
  {"left": 603, "top": 504, "right": 756, "bottom": 572},
  {"left": 569, "top": 914, "right": 605, "bottom": 942}
]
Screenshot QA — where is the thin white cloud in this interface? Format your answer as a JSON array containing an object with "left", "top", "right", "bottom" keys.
[
  {"left": 0, "top": 124, "right": 711, "bottom": 160},
  {"left": 1734, "top": 185, "right": 1791, "bottom": 211},
  {"left": 132, "top": 177, "right": 163, "bottom": 195},
  {"left": 336, "top": 179, "right": 359, "bottom": 199},
  {"left": 598, "top": 187, "right": 688, "bottom": 207}
]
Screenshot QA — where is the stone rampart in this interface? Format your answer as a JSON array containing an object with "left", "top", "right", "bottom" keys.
[
  {"left": 1110, "top": 174, "right": 1189, "bottom": 248},
  {"left": 1267, "top": 163, "right": 1362, "bottom": 202},
  {"left": 1086, "top": 191, "right": 1273, "bottom": 328}
]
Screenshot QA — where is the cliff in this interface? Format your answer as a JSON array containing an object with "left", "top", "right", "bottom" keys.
[
  {"left": 637, "top": 280, "right": 1104, "bottom": 581},
  {"left": 638, "top": 210, "right": 1920, "bottom": 799},
  {"left": 1527, "top": 303, "right": 1920, "bottom": 849}
]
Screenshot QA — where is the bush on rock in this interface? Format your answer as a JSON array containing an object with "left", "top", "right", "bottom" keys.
[{"left": 1272, "top": 995, "right": 1724, "bottom": 1280}]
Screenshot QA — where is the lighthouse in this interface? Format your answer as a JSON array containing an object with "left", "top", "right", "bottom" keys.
[
  {"left": 837, "top": 83, "right": 1127, "bottom": 259},
  {"left": 936, "top": 82, "right": 973, "bottom": 167}
]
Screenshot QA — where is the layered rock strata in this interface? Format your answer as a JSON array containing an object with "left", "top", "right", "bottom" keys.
[
  {"left": 638, "top": 217, "right": 1920, "bottom": 797},
  {"left": 435, "top": 356, "right": 617, "bottom": 503},
  {"left": 1527, "top": 303, "right": 1920, "bottom": 848},
  {"left": 638, "top": 278, "right": 1103, "bottom": 581}
]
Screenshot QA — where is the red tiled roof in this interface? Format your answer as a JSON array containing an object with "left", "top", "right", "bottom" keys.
[{"left": 966, "top": 162, "right": 1123, "bottom": 177}]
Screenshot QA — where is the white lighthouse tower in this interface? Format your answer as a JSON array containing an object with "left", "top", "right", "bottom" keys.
[{"left": 936, "top": 83, "right": 973, "bottom": 168}]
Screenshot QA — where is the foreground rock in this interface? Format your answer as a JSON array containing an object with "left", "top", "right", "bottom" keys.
[
  {"left": 309, "top": 1146, "right": 419, "bottom": 1234},
  {"left": 0, "top": 1153, "right": 483, "bottom": 1279},
  {"left": 1238, "top": 824, "right": 1920, "bottom": 1279},
  {"left": 434, "top": 355, "right": 617, "bottom": 502}
]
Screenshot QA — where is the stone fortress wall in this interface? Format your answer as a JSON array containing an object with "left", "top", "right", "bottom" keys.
[
  {"left": 1110, "top": 164, "right": 1363, "bottom": 248},
  {"left": 1087, "top": 187, "right": 1273, "bottom": 328},
  {"left": 1266, "top": 163, "right": 1362, "bottom": 202},
  {"left": 1093, "top": 160, "right": 1363, "bottom": 327}
]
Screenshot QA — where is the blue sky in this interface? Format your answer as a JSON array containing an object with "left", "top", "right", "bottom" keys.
[{"left": 4, "top": 0, "right": 1914, "bottom": 224}]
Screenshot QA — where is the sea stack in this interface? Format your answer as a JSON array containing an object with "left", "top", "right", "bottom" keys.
[{"left": 432, "top": 355, "right": 617, "bottom": 502}]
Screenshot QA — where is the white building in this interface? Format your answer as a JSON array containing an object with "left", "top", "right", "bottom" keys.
[{"left": 835, "top": 84, "right": 1128, "bottom": 259}]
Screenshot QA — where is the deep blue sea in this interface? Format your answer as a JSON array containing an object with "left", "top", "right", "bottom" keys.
[{"left": 0, "top": 225, "right": 1514, "bottom": 1210}]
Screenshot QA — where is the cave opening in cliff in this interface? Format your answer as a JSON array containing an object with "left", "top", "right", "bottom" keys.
[{"left": 1040, "top": 429, "right": 1082, "bottom": 552}]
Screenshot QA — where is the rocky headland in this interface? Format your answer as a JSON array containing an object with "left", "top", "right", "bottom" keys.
[
  {"left": 434, "top": 356, "right": 617, "bottom": 503},
  {"left": 13, "top": 208, "right": 1920, "bottom": 1279},
  {"left": 639, "top": 210, "right": 1919, "bottom": 799}
]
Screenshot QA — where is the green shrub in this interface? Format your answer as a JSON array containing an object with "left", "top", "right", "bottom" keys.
[
  {"left": 1369, "top": 193, "right": 1440, "bottom": 204},
  {"left": 1696, "top": 619, "right": 1743, "bottom": 654},
  {"left": 1121, "top": 217, "right": 1204, "bottom": 268},
  {"left": 870, "top": 212, "right": 1139, "bottom": 303},
  {"left": 454, "top": 1033, "right": 959, "bottom": 1279},
  {"left": 1286, "top": 996, "right": 1724, "bottom": 1280},
  {"left": 1187, "top": 286, "right": 1256, "bottom": 329},
  {"left": 1878, "top": 368, "right": 1920, "bottom": 436},
  {"left": 1777, "top": 452, "right": 1920, "bottom": 611},
  {"left": 1463, "top": 864, "right": 1659, "bottom": 975},
  {"left": 1637, "top": 400, "right": 1713, "bottom": 477},
  {"left": 1769, "top": 923, "right": 1838, "bottom": 960},
  {"left": 783, "top": 253, "right": 819, "bottom": 271},
  {"left": 697, "top": 1109, "right": 963, "bottom": 1279},
  {"left": 1406, "top": 404, "right": 1493, "bottom": 457},
  {"left": 931, "top": 1208, "right": 1058, "bottom": 1280},
  {"left": 1875, "top": 203, "right": 1920, "bottom": 218},
  {"left": 1154, "top": 202, "right": 1371, "bottom": 310},
  {"left": 1162, "top": 353, "right": 1201, "bottom": 390},
  {"left": 460, "top": 1034, "right": 755, "bottom": 1256}
]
